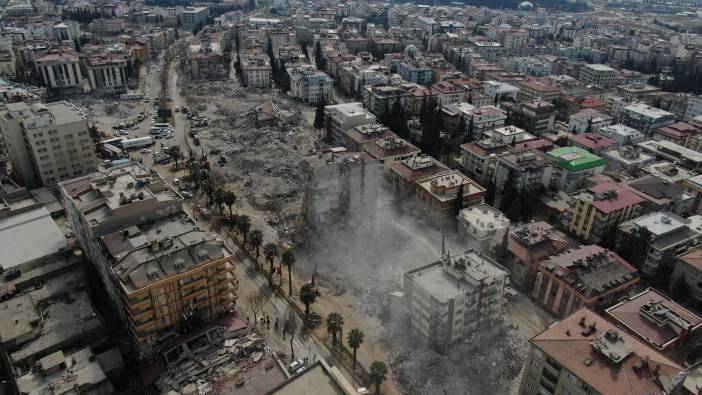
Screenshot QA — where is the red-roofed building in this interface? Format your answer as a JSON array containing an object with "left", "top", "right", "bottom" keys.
[
  {"left": 520, "top": 307, "right": 687, "bottom": 395},
  {"left": 517, "top": 78, "right": 560, "bottom": 102},
  {"left": 362, "top": 136, "right": 420, "bottom": 170},
  {"left": 569, "top": 133, "right": 617, "bottom": 155},
  {"left": 389, "top": 155, "right": 449, "bottom": 194},
  {"left": 672, "top": 248, "right": 702, "bottom": 306},
  {"left": 564, "top": 183, "right": 645, "bottom": 242},
  {"left": 654, "top": 122, "right": 701, "bottom": 146},
  {"left": 33, "top": 48, "right": 83, "bottom": 95},
  {"left": 532, "top": 245, "right": 639, "bottom": 317},
  {"left": 430, "top": 80, "right": 467, "bottom": 105},
  {"left": 605, "top": 288, "right": 702, "bottom": 355}
]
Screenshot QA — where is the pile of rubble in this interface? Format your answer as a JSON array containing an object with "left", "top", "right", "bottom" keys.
[
  {"left": 188, "top": 86, "right": 315, "bottom": 244},
  {"left": 388, "top": 326, "right": 526, "bottom": 395},
  {"left": 157, "top": 334, "right": 271, "bottom": 395}
]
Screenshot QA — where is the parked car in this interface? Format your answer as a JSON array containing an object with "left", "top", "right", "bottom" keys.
[
  {"left": 288, "top": 360, "right": 304, "bottom": 373},
  {"left": 181, "top": 191, "right": 193, "bottom": 198},
  {"left": 140, "top": 148, "right": 151, "bottom": 154}
]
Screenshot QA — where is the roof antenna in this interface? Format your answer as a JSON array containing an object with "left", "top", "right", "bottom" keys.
[{"left": 441, "top": 234, "right": 446, "bottom": 257}]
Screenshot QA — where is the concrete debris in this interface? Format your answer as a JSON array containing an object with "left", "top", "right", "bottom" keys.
[
  {"left": 154, "top": 333, "right": 272, "bottom": 394},
  {"left": 185, "top": 80, "right": 315, "bottom": 244}
]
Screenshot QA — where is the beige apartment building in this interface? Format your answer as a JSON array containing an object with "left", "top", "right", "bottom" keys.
[
  {"left": 0, "top": 101, "right": 97, "bottom": 188},
  {"left": 60, "top": 163, "right": 237, "bottom": 351},
  {"left": 404, "top": 250, "right": 509, "bottom": 352}
]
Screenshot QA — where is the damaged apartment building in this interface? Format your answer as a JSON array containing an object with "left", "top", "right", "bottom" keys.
[
  {"left": 59, "top": 163, "right": 238, "bottom": 354},
  {"left": 188, "top": 26, "right": 233, "bottom": 80},
  {"left": 403, "top": 249, "right": 509, "bottom": 352}
]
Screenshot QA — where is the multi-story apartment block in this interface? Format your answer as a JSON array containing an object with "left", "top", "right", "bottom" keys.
[
  {"left": 483, "top": 80, "right": 519, "bottom": 103},
  {"left": 684, "top": 94, "right": 702, "bottom": 121},
  {"left": 502, "top": 100, "right": 556, "bottom": 136},
  {"left": 563, "top": 182, "right": 645, "bottom": 243},
  {"left": 519, "top": 307, "right": 686, "bottom": 395},
  {"left": 638, "top": 139, "right": 702, "bottom": 171},
  {"left": 654, "top": 122, "right": 701, "bottom": 146},
  {"left": 362, "top": 85, "right": 407, "bottom": 117},
  {"left": 516, "top": 78, "right": 559, "bottom": 102},
  {"left": 568, "top": 109, "right": 614, "bottom": 134},
  {"left": 431, "top": 81, "right": 466, "bottom": 106},
  {"left": 33, "top": 48, "right": 83, "bottom": 96},
  {"left": 59, "top": 164, "right": 237, "bottom": 352},
  {"left": 290, "top": 68, "right": 332, "bottom": 103},
  {"left": 415, "top": 170, "right": 486, "bottom": 219},
  {"left": 457, "top": 203, "right": 509, "bottom": 250},
  {"left": 621, "top": 103, "right": 675, "bottom": 136},
  {"left": 460, "top": 126, "right": 535, "bottom": 184},
  {"left": 396, "top": 60, "right": 433, "bottom": 85},
  {"left": 362, "top": 136, "right": 420, "bottom": 170},
  {"left": 0, "top": 101, "right": 97, "bottom": 188},
  {"left": 618, "top": 212, "right": 700, "bottom": 276},
  {"left": 324, "top": 102, "right": 376, "bottom": 144},
  {"left": 606, "top": 288, "right": 702, "bottom": 356},
  {"left": 569, "top": 133, "right": 617, "bottom": 155},
  {"left": 85, "top": 54, "right": 129, "bottom": 94},
  {"left": 181, "top": 7, "right": 210, "bottom": 30},
  {"left": 240, "top": 53, "right": 272, "bottom": 89},
  {"left": 389, "top": 155, "right": 449, "bottom": 194},
  {"left": 597, "top": 123, "right": 646, "bottom": 146},
  {"left": 603, "top": 146, "right": 656, "bottom": 175},
  {"left": 532, "top": 245, "right": 639, "bottom": 317},
  {"left": 403, "top": 250, "right": 508, "bottom": 352},
  {"left": 578, "top": 63, "right": 616, "bottom": 88},
  {"left": 547, "top": 146, "right": 606, "bottom": 192},
  {"left": 494, "top": 149, "right": 551, "bottom": 192},
  {"left": 505, "top": 221, "right": 569, "bottom": 289}
]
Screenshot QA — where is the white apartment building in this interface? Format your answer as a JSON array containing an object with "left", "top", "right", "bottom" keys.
[
  {"left": 324, "top": 102, "right": 376, "bottom": 144},
  {"left": 240, "top": 54, "right": 272, "bottom": 89},
  {"left": 289, "top": 68, "right": 333, "bottom": 103},
  {"left": 457, "top": 203, "right": 509, "bottom": 250},
  {"left": 578, "top": 64, "right": 616, "bottom": 88},
  {"left": 404, "top": 250, "right": 509, "bottom": 352},
  {"left": 181, "top": 7, "right": 210, "bottom": 29},
  {"left": 33, "top": 49, "right": 83, "bottom": 95},
  {"left": 0, "top": 101, "right": 97, "bottom": 188},
  {"left": 621, "top": 103, "right": 675, "bottom": 136},
  {"left": 598, "top": 123, "right": 646, "bottom": 146},
  {"left": 85, "top": 54, "right": 129, "bottom": 94},
  {"left": 483, "top": 80, "right": 519, "bottom": 103},
  {"left": 568, "top": 109, "right": 613, "bottom": 134}
]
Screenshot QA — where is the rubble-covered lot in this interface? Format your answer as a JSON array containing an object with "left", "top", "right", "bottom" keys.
[
  {"left": 155, "top": 333, "right": 275, "bottom": 395},
  {"left": 185, "top": 81, "right": 317, "bottom": 244}
]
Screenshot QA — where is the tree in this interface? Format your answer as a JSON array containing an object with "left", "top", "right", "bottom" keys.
[
  {"left": 301, "top": 42, "right": 309, "bottom": 59},
  {"left": 313, "top": 99, "right": 326, "bottom": 129},
  {"left": 214, "top": 187, "right": 225, "bottom": 214},
  {"left": 389, "top": 99, "right": 408, "bottom": 139},
  {"left": 300, "top": 283, "right": 317, "bottom": 316},
  {"left": 222, "top": 190, "right": 236, "bottom": 217},
  {"left": 279, "top": 60, "right": 290, "bottom": 92},
  {"left": 554, "top": 136, "right": 569, "bottom": 147},
  {"left": 315, "top": 41, "right": 326, "bottom": 71},
  {"left": 74, "top": 38, "right": 81, "bottom": 52},
  {"left": 168, "top": 145, "right": 182, "bottom": 169},
  {"left": 245, "top": 294, "right": 264, "bottom": 326},
  {"left": 264, "top": 242, "right": 279, "bottom": 274},
  {"left": 326, "top": 312, "right": 344, "bottom": 348},
  {"left": 369, "top": 361, "right": 388, "bottom": 395},
  {"left": 347, "top": 329, "right": 364, "bottom": 370},
  {"left": 419, "top": 99, "right": 440, "bottom": 156},
  {"left": 282, "top": 249, "right": 296, "bottom": 296},
  {"left": 284, "top": 312, "right": 298, "bottom": 359},
  {"left": 484, "top": 178, "right": 496, "bottom": 206},
  {"left": 237, "top": 215, "right": 251, "bottom": 242},
  {"left": 174, "top": 29, "right": 179, "bottom": 40},
  {"left": 249, "top": 229, "right": 263, "bottom": 258},
  {"left": 203, "top": 178, "right": 216, "bottom": 206},
  {"left": 672, "top": 274, "right": 692, "bottom": 304}
]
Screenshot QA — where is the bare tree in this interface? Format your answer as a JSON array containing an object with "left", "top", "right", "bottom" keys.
[
  {"left": 284, "top": 311, "right": 299, "bottom": 360},
  {"left": 245, "top": 294, "right": 264, "bottom": 327}
]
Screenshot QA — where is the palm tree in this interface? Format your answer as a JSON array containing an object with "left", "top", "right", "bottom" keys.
[
  {"left": 281, "top": 249, "right": 296, "bottom": 296},
  {"left": 237, "top": 215, "right": 251, "bottom": 242},
  {"left": 300, "top": 283, "right": 316, "bottom": 316},
  {"left": 222, "top": 190, "right": 236, "bottom": 217},
  {"left": 249, "top": 230, "right": 263, "bottom": 258},
  {"left": 168, "top": 145, "right": 182, "bottom": 169},
  {"left": 369, "top": 361, "right": 388, "bottom": 395},
  {"left": 263, "top": 242, "right": 279, "bottom": 274},
  {"left": 326, "top": 312, "right": 344, "bottom": 347},
  {"left": 347, "top": 329, "right": 364, "bottom": 370},
  {"left": 202, "top": 178, "right": 216, "bottom": 206},
  {"left": 213, "top": 187, "right": 225, "bottom": 214}
]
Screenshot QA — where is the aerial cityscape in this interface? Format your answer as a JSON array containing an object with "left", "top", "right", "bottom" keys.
[{"left": 3, "top": 0, "right": 702, "bottom": 394}]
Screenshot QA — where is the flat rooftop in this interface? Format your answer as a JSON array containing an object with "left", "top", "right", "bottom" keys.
[{"left": 0, "top": 205, "right": 67, "bottom": 269}]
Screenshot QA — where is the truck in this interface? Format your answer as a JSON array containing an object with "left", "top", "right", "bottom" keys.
[{"left": 122, "top": 136, "right": 154, "bottom": 149}]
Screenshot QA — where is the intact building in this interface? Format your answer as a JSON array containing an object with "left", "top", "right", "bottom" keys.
[
  {"left": 85, "top": 54, "right": 129, "bottom": 94},
  {"left": 621, "top": 103, "right": 675, "bottom": 136},
  {"left": 324, "top": 102, "right": 376, "bottom": 144},
  {"left": 415, "top": 170, "right": 486, "bottom": 219},
  {"left": 389, "top": 155, "right": 449, "bottom": 194},
  {"left": 532, "top": 245, "right": 639, "bottom": 317},
  {"left": 563, "top": 182, "right": 645, "bottom": 243},
  {"left": 181, "top": 7, "right": 210, "bottom": 30},
  {"left": 505, "top": 221, "right": 569, "bottom": 289},
  {"left": 605, "top": 288, "right": 702, "bottom": 355},
  {"left": 403, "top": 250, "right": 509, "bottom": 352},
  {"left": 0, "top": 102, "right": 97, "bottom": 188},
  {"left": 597, "top": 123, "right": 646, "bottom": 147},
  {"left": 578, "top": 64, "right": 616, "bottom": 87},
  {"left": 618, "top": 212, "right": 700, "bottom": 276},
  {"left": 59, "top": 163, "right": 237, "bottom": 352},
  {"left": 457, "top": 203, "right": 509, "bottom": 250},
  {"left": 519, "top": 307, "right": 687, "bottom": 395},
  {"left": 290, "top": 68, "right": 332, "bottom": 103},
  {"left": 546, "top": 147, "right": 606, "bottom": 192},
  {"left": 33, "top": 48, "right": 83, "bottom": 96}
]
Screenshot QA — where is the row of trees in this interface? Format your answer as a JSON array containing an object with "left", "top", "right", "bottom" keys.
[
  {"left": 267, "top": 38, "right": 291, "bottom": 92},
  {"left": 314, "top": 41, "right": 327, "bottom": 72}
]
